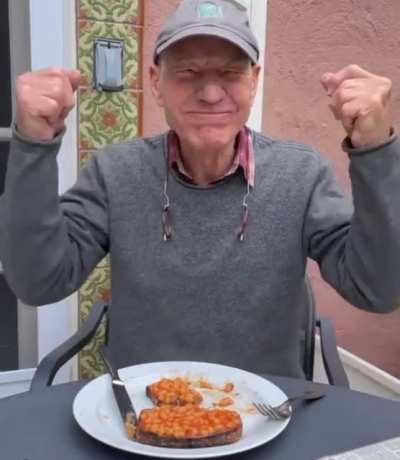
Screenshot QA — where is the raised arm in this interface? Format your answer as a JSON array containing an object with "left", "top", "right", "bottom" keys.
[
  {"left": 0, "top": 68, "right": 109, "bottom": 305},
  {"left": 306, "top": 65, "right": 400, "bottom": 312}
]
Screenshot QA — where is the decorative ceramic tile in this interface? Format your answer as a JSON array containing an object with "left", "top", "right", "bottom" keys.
[
  {"left": 78, "top": 19, "right": 141, "bottom": 89},
  {"left": 78, "top": 150, "right": 93, "bottom": 170},
  {"left": 79, "top": 88, "right": 140, "bottom": 150},
  {"left": 78, "top": 0, "right": 142, "bottom": 25},
  {"left": 78, "top": 256, "right": 111, "bottom": 379},
  {"left": 76, "top": 1, "right": 143, "bottom": 379}
]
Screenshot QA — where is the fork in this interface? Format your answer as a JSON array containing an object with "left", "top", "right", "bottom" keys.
[{"left": 253, "top": 383, "right": 327, "bottom": 420}]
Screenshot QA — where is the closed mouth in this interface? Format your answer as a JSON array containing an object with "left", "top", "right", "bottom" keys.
[{"left": 187, "top": 111, "right": 234, "bottom": 115}]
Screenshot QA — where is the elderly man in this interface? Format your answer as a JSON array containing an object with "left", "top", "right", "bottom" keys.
[{"left": 0, "top": 0, "right": 399, "bottom": 378}]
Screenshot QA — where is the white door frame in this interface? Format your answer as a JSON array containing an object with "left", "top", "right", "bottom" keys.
[
  {"left": 248, "top": 0, "right": 268, "bottom": 131},
  {"left": 28, "top": 0, "right": 78, "bottom": 383}
]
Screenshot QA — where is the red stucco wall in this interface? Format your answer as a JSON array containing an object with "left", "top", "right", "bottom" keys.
[
  {"left": 263, "top": 0, "right": 400, "bottom": 376},
  {"left": 142, "top": 0, "right": 400, "bottom": 377}
]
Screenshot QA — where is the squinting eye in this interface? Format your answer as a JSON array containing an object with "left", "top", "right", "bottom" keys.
[
  {"left": 177, "top": 69, "right": 196, "bottom": 77},
  {"left": 223, "top": 70, "right": 241, "bottom": 77}
]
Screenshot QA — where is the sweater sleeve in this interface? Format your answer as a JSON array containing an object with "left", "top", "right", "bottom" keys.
[
  {"left": 305, "top": 133, "right": 400, "bottom": 313},
  {"left": 0, "top": 130, "right": 109, "bottom": 305}
]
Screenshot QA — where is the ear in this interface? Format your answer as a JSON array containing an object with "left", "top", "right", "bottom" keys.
[
  {"left": 149, "top": 65, "right": 164, "bottom": 108},
  {"left": 250, "top": 64, "right": 261, "bottom": 102}
]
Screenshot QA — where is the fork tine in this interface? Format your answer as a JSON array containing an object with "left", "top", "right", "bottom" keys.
[
  {"left": 259, "top": 403, "right": 281, "bottom": 420},
  {"left": 254, "top": 402, "right": 279, "bottom": 420},
  {"left": 259, "top": 403, "right": 280, "bottom": 420},
  {"left": 253, "top": 402, "right": 268, "bottom": 416}
]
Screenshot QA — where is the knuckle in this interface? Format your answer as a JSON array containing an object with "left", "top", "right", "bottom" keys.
[
  {"left": 16, "top": 73, "right": 28, "bottom": 86},
  {"left": 66, "top": 99, "right": 75, "bottom": 110},
  {"left": 51, "top": 80, "right": 64, "bottom": 97},
  {"left": 381, "top": 77, "right": 392, "bottom": 90},
  {"left": 39, "top": 98, "right": 60, "bottom": 117},
  {"left": 16, "top": 73, "right": 32, "bottom": 92},
  {"left": 341, "top": 80, "right": 354, "bottom": 91},
  {"left": 363, "top": 93, "right": 381, "bottom": 110},
  {"left": 348, "top": 64, "right": 360, "bottom": 72},
  {"left": 342, "top": 104, "right": 353, "bottom": 117},
  {"left": 48, "top": 66, "right": 64, "bottom": 78},
  {"left": 371, "top": 93, "right": 382, "bottom": 106},
  {"left": 334, "top": 89, "right": 347, "bottom": 106},
  {"left": 16, "top": 83, "right": 31, "bottom": 106},
  {"left": 341, "top": 106, "right": 349, "bottom": 117},
  {"left": 336, "top": 89, "right": 345, "bottom": 102},
  {"left": 47, "top": 98, "right": 59, "bottom": 111}
]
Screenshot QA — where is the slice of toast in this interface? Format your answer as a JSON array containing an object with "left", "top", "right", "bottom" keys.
[
  {"left": 146, "top": 377, "right": 203, "bottom": 406},
  {"left": 136, "top": 405, "right": 242, "bottom": 448}
]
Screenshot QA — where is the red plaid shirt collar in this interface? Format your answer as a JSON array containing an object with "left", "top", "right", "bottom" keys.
[{"left": 167, "top": 127, "right": 255, "bottom": 187}]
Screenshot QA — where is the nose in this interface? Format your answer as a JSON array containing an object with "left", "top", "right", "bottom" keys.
[{"left": 197, "top": 81, "right": 226, "bottom": 105}]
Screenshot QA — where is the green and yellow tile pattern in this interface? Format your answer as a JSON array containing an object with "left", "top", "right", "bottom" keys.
[
  {"left": 78, "top": 256, "right": 111, "bottom": 379},
  {"left": 76, "top": 0, "right": 143, "bottom": 379},
  {"left": 79, "top": 0, "right": 142, "bottom": 24},
  {"left": 79, "top": 88, "right": 140, "bottom": 150}
]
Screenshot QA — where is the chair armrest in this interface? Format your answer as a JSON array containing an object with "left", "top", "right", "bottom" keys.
[
  {"left": 317, "top": 317, "right": 350, "bottom": 388},
  {"left": 30, "top": 302, "right": 108, "bottom": 392}
]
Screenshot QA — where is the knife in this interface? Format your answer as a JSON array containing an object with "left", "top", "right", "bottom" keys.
[{"left": 99, "top": 346, "right": 138, "bottom": 439}]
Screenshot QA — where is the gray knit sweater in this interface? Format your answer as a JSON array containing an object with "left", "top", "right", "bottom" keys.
[{"left": 1, "top": 129, "right": 400, "bottom": 377}]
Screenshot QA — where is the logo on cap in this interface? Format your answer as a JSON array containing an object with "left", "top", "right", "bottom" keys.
[{"left": 197, "top": 2, "right": 223, "bottom": 19}]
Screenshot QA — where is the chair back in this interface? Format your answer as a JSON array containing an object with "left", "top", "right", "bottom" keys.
[{"left": 300, "top": 276, "right": 316, "bottom": 380}]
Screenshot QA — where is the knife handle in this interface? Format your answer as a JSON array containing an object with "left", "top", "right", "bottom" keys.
[{"left": 99, "top": 345, "right": 120, "bottom": 381}]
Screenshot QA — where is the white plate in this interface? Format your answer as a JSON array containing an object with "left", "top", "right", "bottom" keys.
[{"left": 73, "top": 361, "right": 291, "bottom": 459}]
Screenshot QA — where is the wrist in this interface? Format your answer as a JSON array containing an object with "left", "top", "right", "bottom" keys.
[
  {"left": 349, "top": 127, "right": 394, "bottom": 149},
  {"left": 13, "top": 123, "right": 65, "bottom": 146},
  {"left": 343, "top": 127, "right": 397, "bottom": 154}
]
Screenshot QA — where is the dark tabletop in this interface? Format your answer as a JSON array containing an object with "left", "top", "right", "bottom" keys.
[{"left": 1, "top": 375, "right": 400, "bottom": 460}]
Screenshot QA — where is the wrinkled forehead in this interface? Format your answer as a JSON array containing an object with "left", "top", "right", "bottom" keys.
[{"left": 160, "top": 35, "right": 251, "bottom": 66}]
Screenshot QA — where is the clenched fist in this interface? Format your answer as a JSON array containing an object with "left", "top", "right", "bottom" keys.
[
  {"left": 16, "top": 67, "right": 81, "bottom": 141},
  {"left": 321, "top": 65, "right": 393, "bottom": 148}
]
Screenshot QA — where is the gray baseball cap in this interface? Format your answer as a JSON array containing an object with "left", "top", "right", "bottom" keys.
[{"left": 154, "top": 0, "right": 259, "bottom": 64}]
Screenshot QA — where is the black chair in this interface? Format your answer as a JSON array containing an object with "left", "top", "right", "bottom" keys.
[{"left": 30, "top": 278, "right": 349, "bottom": 391}]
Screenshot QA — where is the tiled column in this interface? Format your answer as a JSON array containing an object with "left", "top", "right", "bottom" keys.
[{"left": 76, "top": 0, "right": 143, "bottom": 378}]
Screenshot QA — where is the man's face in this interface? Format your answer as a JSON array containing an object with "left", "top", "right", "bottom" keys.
[{"left": 150, "top": 36, "right": 260, "bottom": 153}]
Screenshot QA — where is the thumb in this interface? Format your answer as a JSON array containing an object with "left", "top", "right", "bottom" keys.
[
  {"left": 321, "top": 72, "right": 338, "bottom": 97},
  {"left": 65, "top": 69, "right": 82, "bottom": 91}
]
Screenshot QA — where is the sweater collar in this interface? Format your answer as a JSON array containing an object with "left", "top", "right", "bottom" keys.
[{"left": 167, "top": 127, "right": 255, "bottom": 187}]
